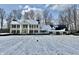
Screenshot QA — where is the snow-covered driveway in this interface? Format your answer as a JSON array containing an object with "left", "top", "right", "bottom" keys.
[{"left": 0, "top": 35, "right": 79, "bottom": 55}]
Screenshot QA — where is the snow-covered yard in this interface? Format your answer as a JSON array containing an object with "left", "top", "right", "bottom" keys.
[{"left": 0, "top": 35, "right": 79, "bottom": 55}]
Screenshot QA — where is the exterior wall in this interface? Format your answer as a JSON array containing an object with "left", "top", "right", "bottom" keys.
[
  {"left": 21, "top": 24, "right": 28, "bottom": 34},
  {"left": 10, "top": 23, "right": 39, "bottom": 34},
  {"left": 29, "top": 24, "right": 39, "bottom": 34},
  {"left": 10, "top": 24, "right": 21, "bottom": 34}
]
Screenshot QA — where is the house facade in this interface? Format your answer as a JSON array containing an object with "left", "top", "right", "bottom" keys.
[{"left": 10, "top": 19, "right": 39, "bottom": 34}]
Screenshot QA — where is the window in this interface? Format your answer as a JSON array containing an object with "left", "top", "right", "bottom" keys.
[
  {"left": 12, "top": 30, "right": 16, "bottom": 34},
  {"left": 37, "top": 25, "right": 38, "bottom": 28},
  {"left": 29, "top": 25, "right": 37, "bottom": 28},
  {"left": 29, "top": 30, "right": 33, "bottom": 34},
  {"left": 12, "top": 25, "right": 16, "bottom": 28},
  {"left": 34, "top": 30, "right": 38, "bottom": 33},
  {"left": 32, "top": 25, "right": 33, "bottom": 28},
  {"left": 29, "top": 25, "right": 31, "bottom": 28},
  {"left": 23, "top": 25, "right": 28, "bottom": 28},
  {"left": 17, "top": 30, "right": 20, "bottom": 34},
  {"left": 33, "top": 25, "right": 38, "bottom": 28},
  {"left": 17, "top": 25, "right": 20, "bottom": 28}
]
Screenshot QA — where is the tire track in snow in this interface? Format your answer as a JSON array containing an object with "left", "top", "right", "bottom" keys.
[
  {"left": 0, "top": 39, "right": 22, "bottom": 53},
  {"left": 51, "top": 36, "right": 79, "bottom": 55},
  {"left": 1, "top": 40, "right": 24, "bottom": 55},
  {"left": 2, "top": 36, "right": 31, "bottom": 55},
  {"left": 0, "top": 35, "right": 79, "bottom": 55}
]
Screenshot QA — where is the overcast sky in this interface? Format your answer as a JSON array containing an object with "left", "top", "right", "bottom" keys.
[{"left": 0, "top": 4, "right": 77, "bottom": 19}]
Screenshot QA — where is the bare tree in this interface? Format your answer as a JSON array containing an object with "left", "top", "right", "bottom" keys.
[
  {"left": 43, "top": 8, "right": 49, "bottom": 24},
  {"left": 72, "top": 5, "right": 77, "bottom": 31},
  {"left": 6, "top": 13, "right": 13, "bottom": 29},
  {"left": 0, "top": 8, "right": 5, "bottom": 31},
  {"left": 59, "top": 5, "right": 77, "bottom": 32},
  {"left": 11, "top": 10, "right": 17, "bottom": 20},
  {"left": 24, "top": 12, "right": 29, "bottom": 19},
  {"left": 59, "top": 14, "right": 65, "bottom": 25},
  {"left": 29, "top": 10, "right": 35, "bottom": 20},
  {"left": 43, "top": 4, "right": 54, "bottom": 25},
  {"left": 11, "top": 9, "right": 22, "bottom": 20},
  {"left": 36, "top": 13, "right": 42, "bottom": 24}
]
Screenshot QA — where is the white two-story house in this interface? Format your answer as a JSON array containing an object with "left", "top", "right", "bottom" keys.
[{"left": 10, "top": 19, "right": 39, "bottom": 34}]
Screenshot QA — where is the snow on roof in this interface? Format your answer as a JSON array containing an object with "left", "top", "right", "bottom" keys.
[
  {"left": 27, "top": 20, "right": 38, "bottom": 24},
  {"left": 10, "top": 21, "right": 20, "bottom": 25},
  {"left": 20, "top": 19, "right": 38, "bottom": 24},
  {"left": 51, "top": 28, "right": 65, "bottom": 32},
  {"left": 41, "top": 25, "right": 51, "bottom": 31}
]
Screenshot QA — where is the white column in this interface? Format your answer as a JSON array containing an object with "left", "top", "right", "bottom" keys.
[
  {"left": 38, "top": 24, "right": 40, "bottom": 34},
  {"left": 28, "top": 24, "right": 29, "bottom": 34},
  {"left": 20, "top": 24, "right": 22, "bottom": 34},
  {"left": 15, "top": 25, "right": 17, "bottom": 34},
  {"left": 10, "top": 25, "right": 12, "bottom": 34},
  {"left": 10, "top": 25, "right": 11, "bottom": 33},
  {"left": 33, "top": 25, "right": 34, "bottom": 34}
]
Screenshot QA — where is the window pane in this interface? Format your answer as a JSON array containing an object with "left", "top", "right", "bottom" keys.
[
  {"left": 37, "top": 25, "right": 38, "bottom": 28},
  {"left": 34, "top": 30, "right": 38, "bottom": 33},
  {"left": 29, "top": 25, "right": 31, "bottom": 28},
  {"left": 12, "top": 25, "right": 16, "bottom": 28},
  {"left": 17, "top": 30, "right": 20, "bottom": 34},
  {"left": 23, "top": 25, "right": 24, "bottom": 28},
  {"left": 26, "top": 25, "right": 27, "bottom": 28},
  {"left": 12, "top": 30, "right": 16, "bottom": 34},
  {"left": 29, "top": 30, "right": 33, "bottom": 34},
  {"left": 17, "top": 25, "right": 20, "bottom": 28},
  {"left": 23, "top": 25, "right": 27, "bottom": 28},
  {"left": 32, "top": 25, "right": 33, "bottom": 28}
]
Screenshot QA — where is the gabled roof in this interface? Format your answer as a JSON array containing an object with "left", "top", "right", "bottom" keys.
[
  {"left": 20, "top": 19, "right": 38, "bottom": 24},
  {"left": 10, "top": 20, "right": 20, "bottom": 25},
  {"left": 11, "top": 18, "right": 38, "bottom": 25},
  {"left": 41, "top": 25, "right": 51, "bottom": 31},
  {"left": 26, "top": 20, "right": 38, "bottom": 24}
]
